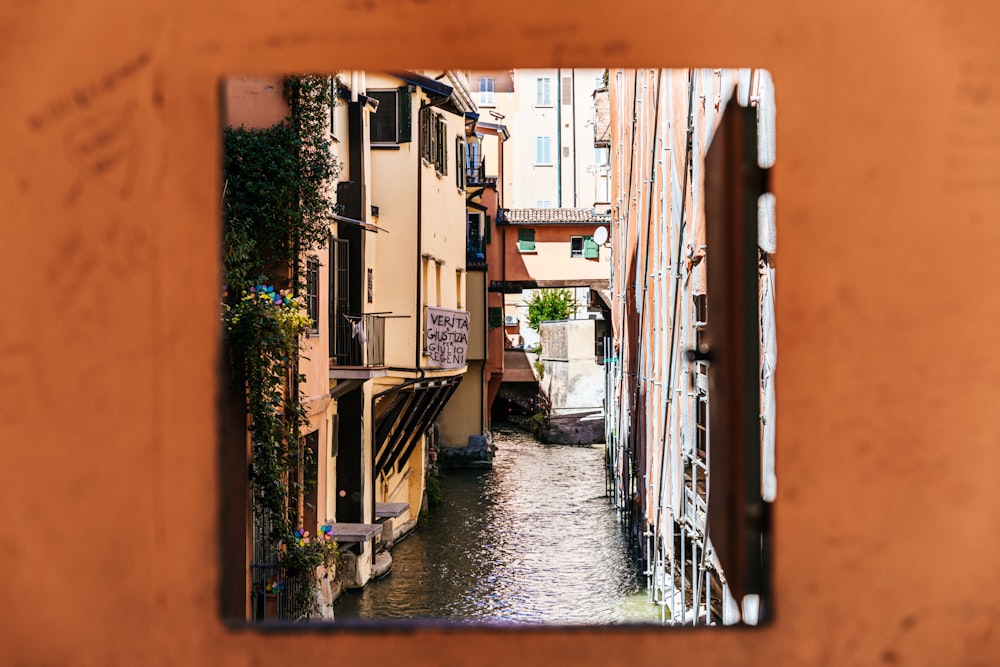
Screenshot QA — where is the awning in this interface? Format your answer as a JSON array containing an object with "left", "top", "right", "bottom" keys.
[{"left": 332, "top": 213, "right": 388, "bottom": 234}]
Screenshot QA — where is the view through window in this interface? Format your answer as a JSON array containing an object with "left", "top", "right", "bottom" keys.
[{"left": 218, "top": 68, "right": 776, "bottom": 626}]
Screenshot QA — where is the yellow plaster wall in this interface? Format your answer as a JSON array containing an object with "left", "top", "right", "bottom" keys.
[
  {"left": 368, "top": 72, "right": 421, "bottom": 369},
  {"left": 2, "top": 1, "right": 1000, "bottom": 665},
  {"left": 438, "top": 359, "right": 487, "bottom": 448}
]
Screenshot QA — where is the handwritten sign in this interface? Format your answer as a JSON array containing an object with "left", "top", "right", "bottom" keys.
[{"left": 426, "top": 307, "right": 470, "bottom": 369}]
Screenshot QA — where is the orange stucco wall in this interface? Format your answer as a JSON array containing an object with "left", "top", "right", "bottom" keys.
[
  {"left": 2, "top": 2, "right": 1000, "bottom": 665},
  {"left": 222, "top": 75, "right": 289, "bottom": 129},
  {"left": 502, "top": 223, "right": 610, "bottom": 283}
]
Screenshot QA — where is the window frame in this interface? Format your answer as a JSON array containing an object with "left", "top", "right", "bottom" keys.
[
  {"left": 369, "top": 87, "right": 412, "bottom": 145},
  {"left": 535, "top": 136, "right": 552, "bottom": 165},
  {"left": 570, "top": 235, "right": 584, "bottom": 258},
  {"left": 369, "top": 89, "right": 399, "bottom": 145}
]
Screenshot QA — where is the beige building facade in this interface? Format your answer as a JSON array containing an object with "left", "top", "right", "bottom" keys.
[{"left": 470, "top": 69, "right": 607, "bottom": 211}]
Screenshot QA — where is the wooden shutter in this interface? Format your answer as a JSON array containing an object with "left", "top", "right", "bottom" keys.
[
  {"left": 489, "top": 307, "right": 503, "bottom": 328},
  {"left": 583, "top": 236, "right": 599, "bottom": 259},
  {"left": 397, "top": 86, "right": 412, "bottom": 143},
  {"left": 704, "top": 102, "right": 769, "bottom": 607}
]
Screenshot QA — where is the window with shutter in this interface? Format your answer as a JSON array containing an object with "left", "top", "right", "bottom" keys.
[
  {"left": 479, "top": 77, "right": 494, "bottom": 105},
  {"left": 536, "top": 77, "right": 551, "bottom": 105},
  {"left": 518, "top": 228, "right": 535, "bottom": 252},
  {"left": 570, "top": 236, "right": 584, "bottom": 258},
  {"left": 305, "top": 257, "right": 320, "bottom": 332},
  {"left": 583, "top": 236, "right": 599, "bottom": 259},
  {"left": 536, "top": 136, "right": 551, "bottom": 164},
  {"left": 369, "top": 90, "right": 398, "bottom": 144},
  {"left": 420, "top": 107, "right": 431, "bottom": 161},
  {"left": 368, "top": 88, "right": 412, "bottom": 144},
  {"left": 456, "top": 137, "right": 465, "bottom": 189},
  {"left": 397, "top": 86, "right": 411, "bottom": 143}
]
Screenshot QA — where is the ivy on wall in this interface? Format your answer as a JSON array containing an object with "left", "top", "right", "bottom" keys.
[{"left": 222, "top": 75, "right": 341, "bottom": 589}]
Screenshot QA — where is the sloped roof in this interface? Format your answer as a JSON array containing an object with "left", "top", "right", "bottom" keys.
[{"left": 504, "top": 208, "right": 611, "bottom": 225}]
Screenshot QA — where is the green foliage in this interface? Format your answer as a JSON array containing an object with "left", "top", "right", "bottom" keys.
[
  {"left": 525, "top": 288, "right": 576, "bottom": 332},
  {"left": 222, "top": 75, "right": 342, "bottom": 578},
  {"left": 425, "top": 468, "right": 444, "bottom": 509},
  {"left": 533, "top": 358, "right": 545, "bottom": 380},
  {"left": 223, "top": 75, "right": 340, "bottom": 294}
]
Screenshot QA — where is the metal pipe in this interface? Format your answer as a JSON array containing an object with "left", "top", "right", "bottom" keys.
[
  {"left": 571, "top": 69, "right": 578, "bottom": 207},
  {"left": 556, "top": 68, "right": 563, "bottom": 207}
]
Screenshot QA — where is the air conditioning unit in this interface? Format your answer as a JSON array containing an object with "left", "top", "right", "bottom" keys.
[{"left": 504, "top": 314, "right": 519, "bottom": 326}]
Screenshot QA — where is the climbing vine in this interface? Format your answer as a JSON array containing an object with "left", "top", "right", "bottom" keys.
[{"left": 222, "top": 75, "right": 341, "bottom": 584}]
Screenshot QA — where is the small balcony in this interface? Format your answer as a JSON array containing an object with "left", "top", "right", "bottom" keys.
[
  {"left": 465, "top": 157, "right": 497, "bottom": 187},
  {"left": 466, "top": 234, "right": 487, "bottom": 270},
  {"left": 330, "top": 313, "right": 388, "bottom": 379}
]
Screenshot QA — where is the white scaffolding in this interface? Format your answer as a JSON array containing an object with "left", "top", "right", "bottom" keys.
[{"left": 604, "top": 68, "right": 775, "bottom": 625}]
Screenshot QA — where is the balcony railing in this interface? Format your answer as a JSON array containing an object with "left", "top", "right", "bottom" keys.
[
  {"left": 332, "top": 313, "right": 386, "bottom": 368},
  {"left": 465, "top": 158, "right": 497, "bottom": 186}
]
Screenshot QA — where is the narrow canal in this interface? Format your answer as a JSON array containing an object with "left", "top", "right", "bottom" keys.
[{"left": 334, "top": 424, "right": 661, "bottom": 624}]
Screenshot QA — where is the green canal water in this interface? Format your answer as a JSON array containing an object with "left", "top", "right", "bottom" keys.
[{"left": 334, "top": 424, "right": 665, "bottom": 625}]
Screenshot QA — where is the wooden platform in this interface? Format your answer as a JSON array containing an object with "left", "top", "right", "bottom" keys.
[
  {"left": 321, "top": 522, "right": 382, "bottom": 542},
  {"left": 375, "top": 502, "right": 409, "bottom": 518}
]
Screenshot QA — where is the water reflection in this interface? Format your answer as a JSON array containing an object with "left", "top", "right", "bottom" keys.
[{"left": 335, "top": 425, "right": 664, "bottom": 624}]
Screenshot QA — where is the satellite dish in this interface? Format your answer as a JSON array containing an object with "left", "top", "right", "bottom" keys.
[{"left": 593, "top": 225, "right": 609, "bottom": 246}]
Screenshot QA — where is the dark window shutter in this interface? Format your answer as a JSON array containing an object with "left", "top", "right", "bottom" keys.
[
  {"left": 442, "top": 122, "right": 448, "bottom": 176},
  {"left": 485, "top": 215, "right": 491, "bottom": 244},
  {"left": 518, "top": 228, "right": 535, "bottom": 252},
  {"left": 428, "top": 111, "right": 437, "bottom": 164},
  {"left": 489, "top": 307, "right": 503, "bottom": 328},
  {"left": 397, "top": 86, "right": 412, "bottom": 143}
]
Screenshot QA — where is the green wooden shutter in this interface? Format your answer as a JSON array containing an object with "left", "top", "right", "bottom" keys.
[
  {"left": 518, "top": 228, "right": 535, "bottom": 252},
  {"left": 489, "top": 306, "right": 503, "bottom": 328},
  {"left": 584, "top": 235, "right": 599, "bottom": 259},
  {"left": 397, "top": 86, "right": 412, "bottom": 143}
]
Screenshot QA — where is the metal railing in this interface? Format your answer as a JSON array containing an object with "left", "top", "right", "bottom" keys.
[
  {"left": 250, "top": 499, "right": 312, "bottom": 622},
  {"left": 332, "top": 313, "right": 386, "bottom": 367},
  {"left": 250, "top": 563, "right": 312, "bottom": 622}
]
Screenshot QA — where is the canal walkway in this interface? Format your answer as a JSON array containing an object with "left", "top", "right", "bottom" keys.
[{"left": 334, "top": 424, "right": 663, "bottom": 624}]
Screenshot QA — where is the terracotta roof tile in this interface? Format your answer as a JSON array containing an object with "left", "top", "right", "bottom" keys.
[{"left": 503, "top": 208, "right": 611, "bottom": 224}]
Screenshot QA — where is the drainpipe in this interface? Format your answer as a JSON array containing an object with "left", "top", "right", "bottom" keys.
[
  {"left": 416, "top": 98, "right": 425, "bottom": 371},
  {"left": 556, "top": 68, "right": 563, "bottom": 207},
  {"left": 571, "top": 69, "right": 577, "bottom": 207}
]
